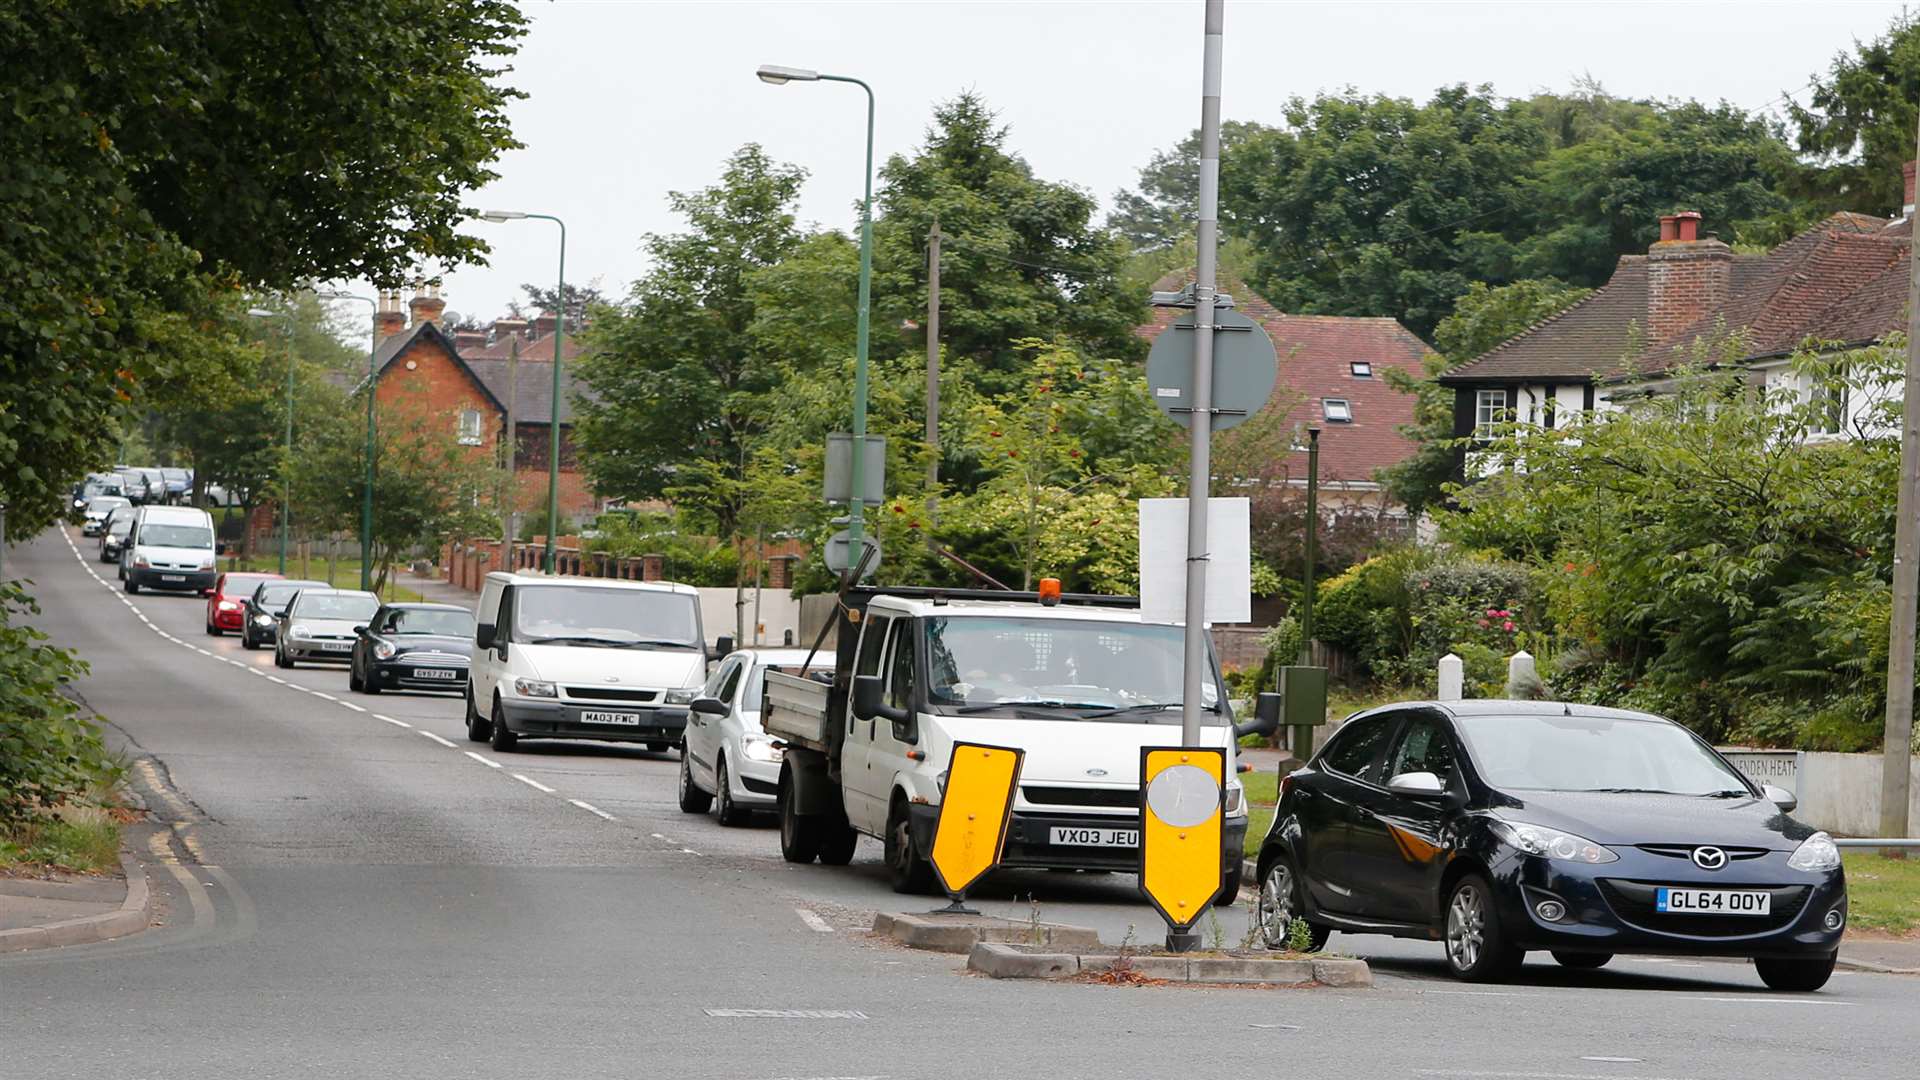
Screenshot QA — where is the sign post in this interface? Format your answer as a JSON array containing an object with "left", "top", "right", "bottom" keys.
[
  {"left": 1139, "top": 747, "right": 1226, "bottom": 951},
  {"left": 928, "top": 742, "right": 1023, "bottom": 914}
]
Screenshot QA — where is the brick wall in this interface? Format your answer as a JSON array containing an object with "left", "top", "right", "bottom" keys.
[
  {"left": 1647, "top": 213, "right": 1732, "bottom": 344},
  {"left": 377, "top": 337, "right": 499, "bottom": 463}
]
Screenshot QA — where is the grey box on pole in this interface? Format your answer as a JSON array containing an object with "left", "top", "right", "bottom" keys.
[
  {"left": 1278, "top": 665, "right": 1328, "bottom": 757},
  {"left": 824, "top": 433, "right": 886, "bottom": 505}
]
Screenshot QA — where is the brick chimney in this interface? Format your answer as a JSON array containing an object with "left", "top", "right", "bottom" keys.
[
  {"left": 532, "top": 311, "right": 558, "bottom": 340},
  {"left": 374, "top": 290, "right": 406, "bottom": 343},
  {"left": 408, "top": 281, "right": 446, "bottom": 328},
  {"left": 1646, "top": 211, "right": 1732, "bottom": 344},
  {"left": 451, "top": 329, "right": 487, "bottom": 353},
  {"left": 1903, "top": 160, "right": 1916, "bottom": 219}
]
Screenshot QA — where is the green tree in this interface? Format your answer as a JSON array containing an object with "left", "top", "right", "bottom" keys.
[
  {"left": 1109, "top": 121, "right": 1263, "bottom": 252},
  {"left": 1790, "top": 10, "right": 1920, "bottom": 216}
]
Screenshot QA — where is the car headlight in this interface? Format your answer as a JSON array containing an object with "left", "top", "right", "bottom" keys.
[
  {"left": 1224, "top": 784, "right": 1244, "bottom": 815},
  {"left": 372, "top": 641, "right": 396, "bottom": 660},
  {"left": 217, "top": 600, "right": 241, "bottom": 611},
  {"left": 253, "top": 614, "right": 274, "bottom": 627},
  {"left": 663, "top": 687, "right": 695, "bottom": 705},
  {"left": 290, "top": 625, "right": 312, "bottom": 639},
  {"left": 133, "top": 555, "right": 151, "bottom": 568},
  {"left": 1490, "top": 820, "right": 1618, "bottom": 864},
  {"left": 742, "top": 735, "right": 782, "bottom": 763},
  {"left": 513, "top": 677, "right": 557, "bottom": 698},
  {"left": 1787, "top": 831, "right": 1842, "bottom": 872}
]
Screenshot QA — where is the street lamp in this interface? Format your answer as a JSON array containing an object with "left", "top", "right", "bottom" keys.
[
  {"left": 757, "top": 62, "right": 876, "bottom": 559},
  {"left": 320, "top": 292, "right": 378, "bottom": 592},
  {"left": 478, "top": 209, "right": 567, "bottom": 574},
  {"left": 248, "top": 306, "right": 294, "bottom": 575}
]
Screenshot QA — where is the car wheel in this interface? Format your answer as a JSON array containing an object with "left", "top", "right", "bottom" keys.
[
  {"left": 885, "top": 798, "right": 937, "bottom": 895},
  {"left": 348, "top": 665, "right": 363, "bottom": 692},
  {"left": 816, "top": 813, "right": 858, "bottom": 866},
  {"left": 464, "top": 686, "right": 491, "bottom": 743},
  {"left": 715, "top": 757, "right": 751, "bottom": 827},
  {"left": 362, "top": 667, "right": 382, "bottom": 696},
  {"left": 1256, "top": 853, "right": 1330, "bottom": 952},
  {"left": 1216, "top": 857, "right": 1245, "bottom": 906},
  {"left": 1551, "top": 950, "right": 1612, "bottom": 970},
  {"left": 1755, "top": 951, "right": 1837, "bottom": 993},
  {"left": 677, "top": 753, "right": 713, "bottom": 814},
  {"left": 488, "top": 698, "right": 518, "bottom": 752},
  {"left": 777, "top": 768, "right": 821, "bottom": 864},
  {"left": 124, "top": 577, "right": 139, "bottom": 594},
  {"left": 241, "top": 631, "right": 256, "bottom": 650},
  {"left": 1445, "top": 873, "right": 1524, "bottom": 982},
  {"left": 274, "top": 645, "right": 291, "bottom": 669},
  {"left": 647, "top": 741, "right": 668, "bottom": 754},
  {"left": 205, "top": 619, "right": 221, "bottom": 637}
]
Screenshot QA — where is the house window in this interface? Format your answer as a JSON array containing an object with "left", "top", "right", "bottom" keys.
[
  {"left": 1810, "top": 376, "right": 1849, "bottom": 436},
  {"left": 1475, "top": 389, "right": 1507, "bottom": 438},
  {"left": 457, "top": 407, "right": 484, "bottom": 446},
  {"left": 1323, "top": 398, "right": 1353, "bottom": 423},
  {"left": 1349, "top": 361, "right": 1373, "bottom": 378}
]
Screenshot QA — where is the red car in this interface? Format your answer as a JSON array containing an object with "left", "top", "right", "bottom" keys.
[{"left": 206, "top": 571, "right": 282, "bottom": 636}]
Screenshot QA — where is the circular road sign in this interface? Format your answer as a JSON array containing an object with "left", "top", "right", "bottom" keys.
[
  {"left": 823, "top": 529, "right": 880, "bottom": 580},
  {"left": 1145, "top": 307, "right": 1279, "bottom": 431},
  {"left": 1145, "top": 763, "right": 1222, "bottom": 828}
]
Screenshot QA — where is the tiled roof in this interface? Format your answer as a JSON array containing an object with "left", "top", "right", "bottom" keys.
[
  {"left": 1438, "top": 258, "right": 1650, "bottom": 384},
  {"left": 1137, "top": 270, "right": 1431, "bottom": 485},
  {"left": 464, "top": 358, "right": 588, "bottom": 426},
  {"left": 461, "top": 331, "right": 585, "bottom": 363}
]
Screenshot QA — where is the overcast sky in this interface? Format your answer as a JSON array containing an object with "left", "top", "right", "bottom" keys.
[{"left": 332, "top": 0, "right": 1913, "bottom": 328}]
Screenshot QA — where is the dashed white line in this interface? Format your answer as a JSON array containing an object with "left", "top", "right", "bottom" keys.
[
  {"left": 513, "top": 774, "right": 555, "bottom": 793},
  {"left": 419, "top": 731, "right": 456, "bottom": 748},
  {"left": 339, "top": 701, "right": 367, "bottom": 713},
  {"left": 569, "top": 799, "right": 616, "bottom": 821},
  {"left": 312, "top": 692, "right": 337, "bottom": 702},
  {"left": 373, "top": 714, "right": 411, "bottom": 728},
  {"left": 795, "top": 908, "right": 834, "bottom": 933},
  {"left": 266, "top": 676, "right": 287, "bottom": 685},
  {"left": 1682, "top": 996, "right": 1852, "bottom": 1006},
  {"left": 464, "top": 751, "right": 502, "bottom": 769}
]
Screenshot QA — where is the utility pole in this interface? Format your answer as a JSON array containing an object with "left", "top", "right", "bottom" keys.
[
  {"left": 1298, "top": 427, "right": 1321, "bottom": 666},
  {"left": 925, "top": 219, "right": 942, "bottom": 537},
  {"left": 1882, "top": 120, "right": 1920, "bottom": 849},
  {"left": 1179, "top": 0, "right": 1225, "bottom": 755},
  {"left": 500, "top": 324, "right": 524, "bottom": 566}
]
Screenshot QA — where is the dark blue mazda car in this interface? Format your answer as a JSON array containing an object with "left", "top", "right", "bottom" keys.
[{"left": 1253, "top": 701, "right": 1847, "bottom": 990}]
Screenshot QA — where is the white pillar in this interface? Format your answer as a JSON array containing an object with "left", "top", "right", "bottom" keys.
[
  {"left": 1437, "top": 653, "right": 1464, "bottom": 702},
  {"left": 1506, "top": 649, "right": 1538, "bottom": 699}
]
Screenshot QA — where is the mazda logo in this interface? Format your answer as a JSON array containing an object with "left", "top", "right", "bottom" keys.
[
  {"left": 1691, "top": 846, "right": 1728, "bottom": 870},
  {"left": 1085, "top": 768, "right": 1107, "bottom": 777}
]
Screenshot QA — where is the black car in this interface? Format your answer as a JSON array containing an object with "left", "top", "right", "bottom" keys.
[
  {"left": 1253, "top": 701, "right": 1846, "bottom": 991},
  {"left": 349, "top": 603, "right": 475, "bottom": 695},
  {"left": 99, "top": 515, "right": 133, "bottom": 564},
  {"left": 239, "top": 579, "right": 328, "bottom": 649}
]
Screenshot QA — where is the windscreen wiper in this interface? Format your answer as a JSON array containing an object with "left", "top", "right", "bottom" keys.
[
  {"left": 951, "top": 700, "right": 1112, "bottom": 715},
  {"left": 1077, "top": 702, "right": 1221, "bottom": 719}
]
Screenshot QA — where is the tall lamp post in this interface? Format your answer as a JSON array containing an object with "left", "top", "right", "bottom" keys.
[
  {"left": 478, "top": 210, "right": 567, "bottom": 574},
  {"left": 757, "top": 63, "right": 876, "bottom": 557},
  {"left": 320, "top": 292, "right": 379, "bottom": 592},
  {"left": 247, "top": 306, "right": 294, "bottom": 575}
]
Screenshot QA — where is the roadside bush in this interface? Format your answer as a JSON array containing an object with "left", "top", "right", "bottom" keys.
[
  {"left": 583, "top": 510, "right": 740, "bottom": 587},
  {"left": 0, "top": 584, "right": 117, "bottom": 825},
  {"left": 1312, "top": 545, "right": 1425, "bottom": 677},
  {"left": 1405, "top": 554, "right": 1542, "bottom": 675}
]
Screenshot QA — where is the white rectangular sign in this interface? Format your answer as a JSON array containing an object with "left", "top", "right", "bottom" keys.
[{"left": 1138, "top": 497, "right": 1252, "bottom": 626}]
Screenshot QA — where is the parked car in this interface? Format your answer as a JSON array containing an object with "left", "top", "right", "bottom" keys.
[
  {"left": 135, "top": 468, "right": 168, "bottom": 505},
  {"left": 100, "top": 514, "right": 134, "bottom": 564},
  {"left": 1252, "top": 700, "right": 1847, "bottom": 991},
  {"left": 275, "top": 588, "right": 380, "bottom": 668},
  {"left": 349, "top": 602, "right": 475, "bottom": 695},
  {"left": 121, "top": 505, "right": 217, "bottom": 595},
  {"left": 114, "top": 467, "right": 149, "bottom": 504},
  {"left": 160, "top": 467, "right": 192, "bottom": 503},
  {"left": 679, "top": 647, "right": 813, "bottom": 827},
  {"left": 73, "top": 474, "right": 123, "bottom": 511},
  {"left": 205, "top": 571, "right": 282, "bottom": 636},
  {"left": 240, "top": 579, "right": 329, "bottom": 649},
  {"left": 465, "top": 572, "right": 708, "bottom": 753},
  {"left": 81, "top": 495, "right": 131, "bottom": 536}
]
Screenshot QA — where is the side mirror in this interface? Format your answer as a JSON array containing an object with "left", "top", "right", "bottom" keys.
[
  {"left": 475, "top": 623, "right": 496, "bottom": 650},
  {"left": 852, "top": 674, "right": 885, "bottom": 721},
  {"left": 1233, "top": 692, "right": 1283, "bottom": 740},
  {"left": 690, "top": 696, "right": 729, "bottom": 717},
  {"left": 1762, "top": 784, "right": 1797, "bottom": 813},
  {"left": 712, "top": 635, "right": 735, "bottom": 659},
  {"left": 352, "top": 625, "right": 368, "bottom": 636},
  {"left": 1387, "top": 771, "right": 1447, "bottom": 799}
]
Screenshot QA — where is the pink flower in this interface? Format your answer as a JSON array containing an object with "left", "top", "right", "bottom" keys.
[
  {"left": 1486, "top": 608, "right": 1499, "bottom": 616},
  {"left": 1477, "top": 619, "right": 1490, "bottom": 628},
  {"left": 1502, "top": 620, "right": 1515, "bottom": 632}
]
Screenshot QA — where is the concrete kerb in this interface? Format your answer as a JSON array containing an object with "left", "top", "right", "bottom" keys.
[
  {"left": 874, "top": 911, "right": 1103, "bottom": 954},
  {"left": 0, "top": 847, "right": 152, "bottom": 954},
  {"left": 966, "top": 941, "right": 1372, "bottom": 987}
]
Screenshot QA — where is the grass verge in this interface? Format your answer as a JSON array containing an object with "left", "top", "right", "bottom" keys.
[
  {"left": 223, "top": 555, "right": 425, "bottom": 603},
  {"left": 0, "top": 804, "right": 126, "bottom": 876},
  {"left": 1844, "top": 852, "right": 1920, "bottom": 936}
]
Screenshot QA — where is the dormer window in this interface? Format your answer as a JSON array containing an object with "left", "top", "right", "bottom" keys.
[
  {"left": 1323, "top": 398, "right": 1353, "bottom": 423},
  {"left": 1349, "top": 361, "right": 1372, "bottom": 378}
]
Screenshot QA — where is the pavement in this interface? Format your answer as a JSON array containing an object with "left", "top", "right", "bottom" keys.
[{"left": 4, "top": 526, "right": 1918, "bottom": 1080}]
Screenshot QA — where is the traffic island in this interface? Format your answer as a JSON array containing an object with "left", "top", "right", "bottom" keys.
[
  {"left": 966, "top": 941, "right": 1372, "bottom": 987},
  {"left": 0, "top": 847, "right": 152, "bottom": 954},
  {"left": 873, "top": 911, "right": 1103, "bottom": 955}
]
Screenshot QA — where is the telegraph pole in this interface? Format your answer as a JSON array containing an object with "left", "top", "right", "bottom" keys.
[
  {"left": 1882, "top": 119, "right": 1920, "bottom": 849},
  {"left": 925, "top": 219, "right": 942, "bottom": 534}
]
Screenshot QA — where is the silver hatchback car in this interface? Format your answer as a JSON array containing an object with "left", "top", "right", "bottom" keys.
[{"left": 275, "top": 588, "right": 380, "bottom": 669}]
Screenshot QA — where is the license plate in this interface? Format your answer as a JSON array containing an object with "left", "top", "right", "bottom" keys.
[
  {"left": 320, "top": 641, "right": 353, "bottom": 652},
  {"left": 580, "top": 710, "right": 642, "bottom": 726},
  {"left": 1656, "top": 887, "right": 1772, "bottom": 916},
  {"left": 1050, "top": 826, "right": 1139, "bottom": 848},
  {"left": 161, "top": 574, "right": 186, "bottom": 582},
  {"left": 412, "top": 668, "right": 458, "bottom": 681}
]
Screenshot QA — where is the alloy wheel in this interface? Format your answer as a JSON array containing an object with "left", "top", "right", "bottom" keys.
[
  {"left": 1257, "top": 863, "right": 1297, "bottom": 948},
  {"left": 1448, "top": 884, "right": 1486, "bottom": 972}
]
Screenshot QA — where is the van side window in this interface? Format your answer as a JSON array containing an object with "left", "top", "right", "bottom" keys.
[
  {"left": 886, "top": 620, "right": 915, "bottom": 712},
  {"left": 856, "top": 616, "right": 890, "bottom": 678},
  {"left": 494, "top": 587, "right": 514, "bottom": 645}
]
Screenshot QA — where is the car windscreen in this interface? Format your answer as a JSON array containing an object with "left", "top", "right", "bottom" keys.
[
  {"left": 88, "top": 497, "right": 129, "bottom": 513},
  {"left": 1454, "top": 713, "right": 1752, "bottom": 795},
  {"left": 385, "top": 608, "right": 474, "bottom": 637},
  {"left": 222, "top": 574, "right": 277, "bottom": 596},
  {"left": 137, "top": 524, "right": 212, "bottom": 548},
  {"left": 923, "top": 616, "right": 1222, "bottom": 720},
  {"left": 107, "top": 519, "right": 133, "bottom": 537},
  {"left": 512, "top": 586, "right": 700, "bottom": 647},
  {"left": 162, "top": 469, "right": 190, "bottom": 481},
  {"left": 255, "top": 582, "right": 326, "bottom": 609},
  {"left": 291, "top": 594, "right": 380, "bottom": 621}
]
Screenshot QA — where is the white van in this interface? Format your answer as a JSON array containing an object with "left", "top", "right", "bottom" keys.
[
  {"left": 122, "top": 505, "right": 217, "bottom": 595},
  {"left": 465, "top": 572, "right": 713, "bottom": 754}
]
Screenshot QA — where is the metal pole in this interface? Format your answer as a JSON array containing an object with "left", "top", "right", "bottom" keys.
[
  {"left": 358, "top": 304, "right": 377, "bottom": 593},
  {"left": 0, "top": 502, "right": 8, "bottom": 580},
  {"left": 925, "top": 218, "right": 941, "bottom": 537},
  {"left": 821, "top": 74, "right": 876, "bottom": 556},
  {"left": 1180, "top": 0, "right": 1224, "bottom": 749},
  {"left": 1299, "top": 428, "right": 1321, "bottom": 665},
  {"left": 529, "top": 215, "right": 568, "bottom": 575},
  {"left": 1881, "top": 117, "right": 1920, "bottom": 849},
  {"left": 503, "top": 328, "right": 521, "bottom": 562},
  {"left": 281, "top": 319, "right": 293, "bottom": 576}
]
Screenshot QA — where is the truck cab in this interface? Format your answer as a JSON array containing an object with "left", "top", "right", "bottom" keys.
[{"left": 767, "top": 587, "right": 1265, "bottom": 898}]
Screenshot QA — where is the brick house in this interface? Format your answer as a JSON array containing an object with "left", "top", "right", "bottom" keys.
[
  {"left": 1135, "top": 271, "right": 1432, "bottom": 509},
  {"left": 366, "top": 286, "right": 601, "bottom": 527},
  {"left": 1438, "top": 165, "right": 1917, "bottom": 449}
]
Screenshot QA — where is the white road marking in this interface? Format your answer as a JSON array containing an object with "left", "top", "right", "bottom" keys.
[
  {"left": 1682, "top": 996, "right": 1853, "bottom": 1006},
  {"left": 703, "top": 1009, "right": 869, "bottom": 1020},
  {"left": 419, "top": 731, "right": 456, "bottom": 748},
  {"left": 795, "top": 908, "right": 834, "bottom": 933},
  {"left": 267, "top": 676, "right": 287, "bottom": 684},
  {"left": 339, "top": 701, "right": 367, "bottom": 712},
  {"left": 1419, "top": 1074, "right": 1703, "bottom": 1080},
  {"left": 569, "top": 799, "right": 616, "bottom": 821},
  {"left": 1424, "top": 990, "right": 1528, "bottom": 998},
  {"left": 464, "top": 751, "right": 502, "bottom": 769},
  {"left": 376, "top": 715, "right": 412, "bottom": 728},
  {"left": 513, "top": 774, "right": 555, "bottom": 793},
  {"left": 312, "top": 692, "right": 337, "bottom": 702},
  {"left": 1580, "top": 1057, "right": 1642, "bottom": 1063}
]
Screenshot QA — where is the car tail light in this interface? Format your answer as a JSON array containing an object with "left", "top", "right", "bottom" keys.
[{"left": 1280, "top": 773, "right": 1296, "bottom": 799}]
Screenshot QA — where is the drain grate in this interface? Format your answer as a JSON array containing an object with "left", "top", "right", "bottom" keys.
[{"left": 704, "top": 1009, "right": 870, "bottom": 1020}]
